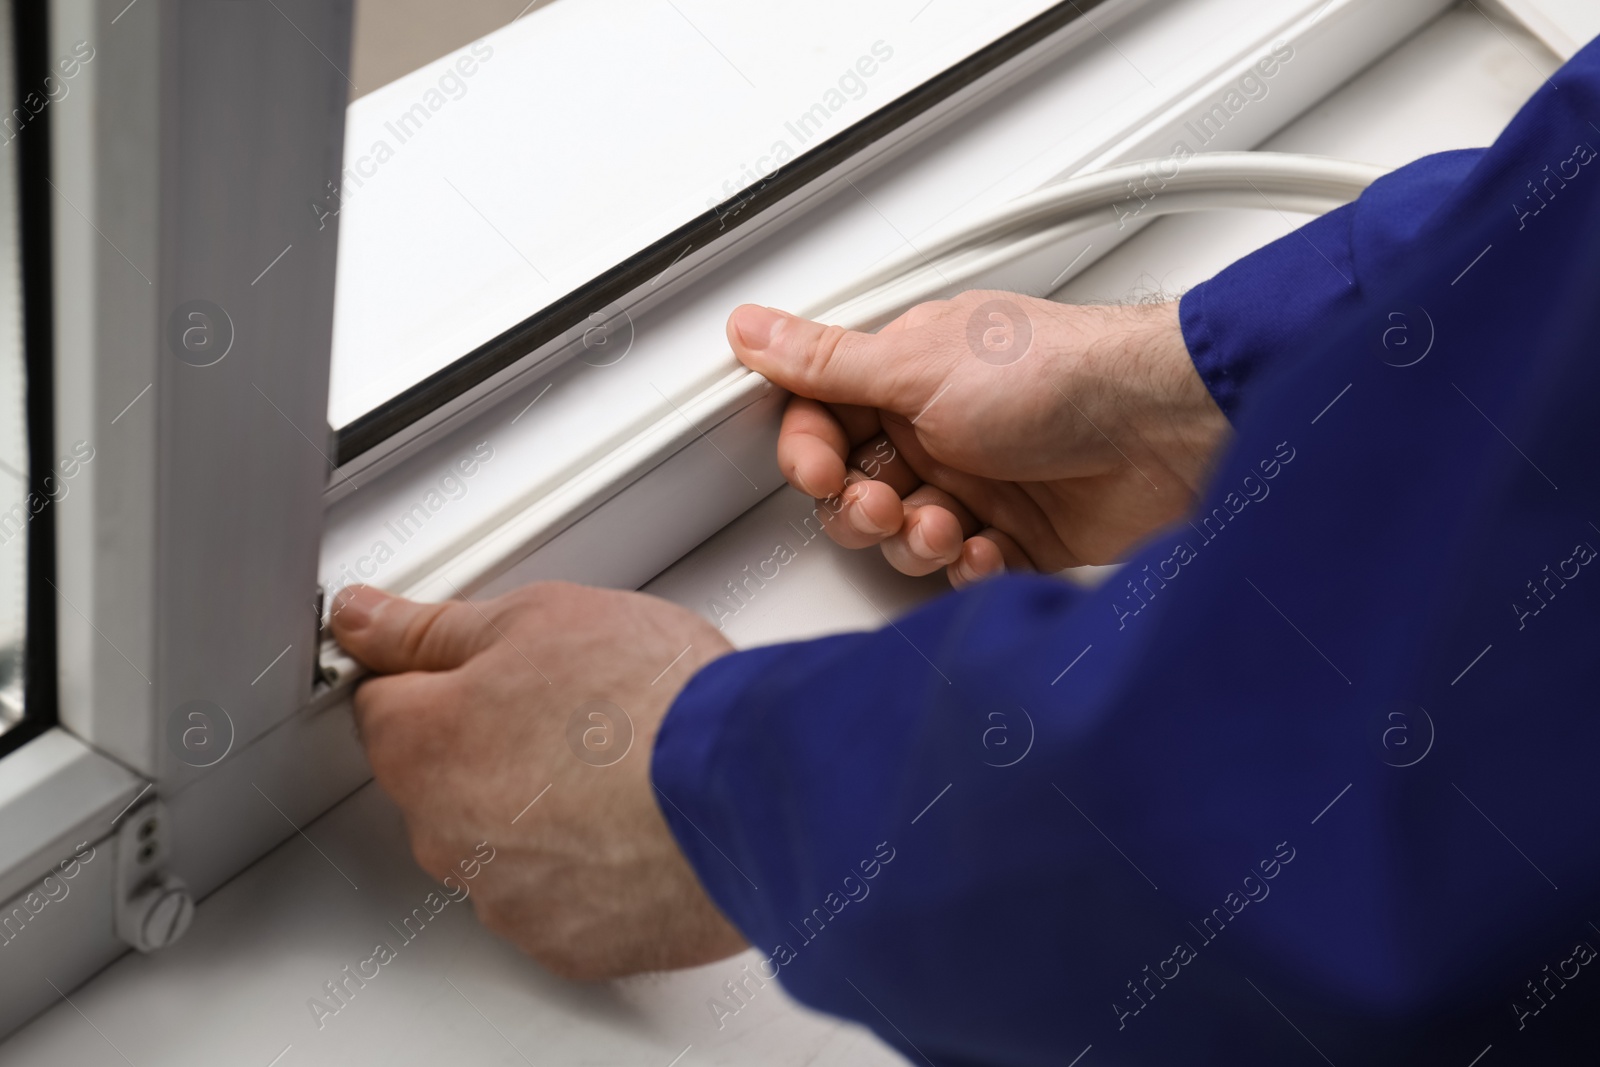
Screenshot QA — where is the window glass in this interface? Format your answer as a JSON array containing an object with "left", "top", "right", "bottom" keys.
[
  {"left": 328, "top": 0, "right": 1089, "bottom": 458},
  {"left": 0, "top": 0, "right": 27, "bottom": 737}
]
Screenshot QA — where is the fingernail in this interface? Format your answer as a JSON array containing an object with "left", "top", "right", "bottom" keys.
[
  {"left": 955, "top": 554, "right": 1002, "bottom": 585},
  {"left": 907, "top": 522, "right": 936, "bottom": 560},
  {"left": 847, "top": 499, "right": 890, "bottom": 537},
  {"left": 731, "top": 305, "right": 785, "bottom": 352},
  {"left": 331, "top": 585, "right": 383, "bottom": 631}
]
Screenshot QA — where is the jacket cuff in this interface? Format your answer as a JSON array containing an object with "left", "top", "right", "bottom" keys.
[{"left": 1178, "top": 203, "right": 1358, "bottom": 422}]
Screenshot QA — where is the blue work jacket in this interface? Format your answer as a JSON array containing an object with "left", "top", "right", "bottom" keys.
[{"left": 654, "top": 33, "right": 1600, "bottom": 1066}]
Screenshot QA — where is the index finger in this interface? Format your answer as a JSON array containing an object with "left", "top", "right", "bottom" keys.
[
  {"left": 777, "top": 395, "right": 852, "bottom": 499},
  {"left": 351, "top": 668, "right": 452, "bottom": 756}
]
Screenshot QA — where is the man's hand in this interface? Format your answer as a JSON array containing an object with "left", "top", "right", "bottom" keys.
[
  {"left": 728, "top": 291, "right": 1230, "bottom": 584},
  {"left": 330, "top": 581, "right": 746, "bottom": 981}
]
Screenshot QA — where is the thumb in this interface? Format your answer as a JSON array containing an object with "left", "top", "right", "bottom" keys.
[
  {"left": 727, "top": 304, "right": 928, "bottom": 413},
  {"left": 329, "top": 585, "right": 499, "bottom": 675}
]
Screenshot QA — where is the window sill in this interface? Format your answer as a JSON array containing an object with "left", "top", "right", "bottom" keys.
[
  {"left": 0, "top": 728, "right": 144, "bottom": 1036},
  {"left": 0, "top": 729, "right": 143, "bottom": 907}
]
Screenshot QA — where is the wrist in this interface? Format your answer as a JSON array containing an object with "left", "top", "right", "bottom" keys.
[{"left": 1093, "top": 300, "right": 1231, "bottom": 493}]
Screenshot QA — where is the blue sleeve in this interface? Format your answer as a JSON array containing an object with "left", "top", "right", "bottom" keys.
[
  {"left": 653, "top": 38, "right": 1600, "bottom": 1066},
  {"left": 1178, "top": 151, "right": 1482, "bottom": 421}
]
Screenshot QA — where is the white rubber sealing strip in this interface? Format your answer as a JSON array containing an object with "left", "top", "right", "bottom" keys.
[{"left": 316, "top": 151, "right": 1386, "bottom": 689}]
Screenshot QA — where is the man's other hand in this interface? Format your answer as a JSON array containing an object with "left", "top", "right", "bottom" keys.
[
  {"left": 330, "top": 582, "right": 746, "bottom": 981},
  {"left": 728, "top": 291, "right": 1229, "bottom": 585}
]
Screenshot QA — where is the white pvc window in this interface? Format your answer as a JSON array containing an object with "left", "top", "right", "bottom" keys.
[{"left": 0, "top": 0, "right": 1464, "bottom": 1044}]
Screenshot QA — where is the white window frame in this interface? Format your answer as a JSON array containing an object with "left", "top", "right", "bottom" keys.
[
  {"left": 0, "top": 0, "right": 1454, "bottom": 1041},
  {"left": 0, "top": 0, "right": 353, "bottom": 1036}
]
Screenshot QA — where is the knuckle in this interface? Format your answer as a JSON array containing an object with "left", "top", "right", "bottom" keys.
[
  {"left": 397, "top": 603, "right": 447, "bottom": 663},
  {"left": 505, "top": 581, "right": 548, "bottom": 604},
  {"left": 548, "top": 955, "right": 607, "bottom": 983},
  {"left": 506, "top": 580, "right": 568, "bottom": 613},
  {"left": 903, "top": 298, "right": 952, "bottom": 329},
  {"left": 473, "top": 896, "right": 511, "bottom": 936},
  {"left": 487, "top": 585, "right": 540, "bottom": 628},
  {"left": 531, "top": 938, "right": 609, "bottom": 983},
  {"left": 469, "top": 889, "right": 617, "bottom": 981},
  {"left": 408, "top": 836, "right": 452, "bottom": 880},
  {"left": 350, "top": 684, "right": 376, "bottom": 729},
  {"left": 797, "top": 323, "right": 850, "bottom": 387},
  {"left": 351, "top": 682, "right": 396, "bottom": 746},
  {"left": 353, "top": 687, "right": 443, "bottom": 786}
]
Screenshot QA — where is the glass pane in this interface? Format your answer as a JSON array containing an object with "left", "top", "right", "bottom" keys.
[
  {"left": 0, "top": 0, "right": 27, "bottom": 735},
  {"left": 327, "top": 0, "right": 1092, "bottom": 453}
]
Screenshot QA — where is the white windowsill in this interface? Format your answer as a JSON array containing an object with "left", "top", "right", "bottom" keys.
[{"left": 0, "top": 728, "right": 143, "bottom": 907}]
